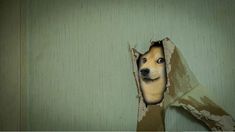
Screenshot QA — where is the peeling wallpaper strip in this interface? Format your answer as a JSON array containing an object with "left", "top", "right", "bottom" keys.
[{"left": 131, "top": 38, "right": 235, "bottom": 131}]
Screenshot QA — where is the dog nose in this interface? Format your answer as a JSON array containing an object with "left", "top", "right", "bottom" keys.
[{"left": 140, "top": 68, "right": 150, "bottom": 76}]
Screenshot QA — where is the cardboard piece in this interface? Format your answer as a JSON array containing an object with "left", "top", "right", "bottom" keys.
[{"left": 130, "top": 37, "right": 235, "bottom": 131}]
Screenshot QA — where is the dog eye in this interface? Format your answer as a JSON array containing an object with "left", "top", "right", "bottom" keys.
[
  {"left": 156, "top": 58, "right": 165, "bottom": 64},
  {"left": 142, "top": 58, "right": 147, "bottom": 63}
]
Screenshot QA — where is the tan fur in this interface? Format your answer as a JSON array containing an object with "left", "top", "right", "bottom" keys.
[{"left": 139, "top": 47, "right": 166, "bottom": 104}]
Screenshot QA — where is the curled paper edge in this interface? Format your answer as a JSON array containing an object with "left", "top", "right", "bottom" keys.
[{"left": 129, "top": 37, "right": 235, "bottom": 131}]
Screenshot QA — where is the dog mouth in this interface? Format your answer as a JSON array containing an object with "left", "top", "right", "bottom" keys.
[{"left": 142, "top": 77, "right": 160, "bottom": 82}]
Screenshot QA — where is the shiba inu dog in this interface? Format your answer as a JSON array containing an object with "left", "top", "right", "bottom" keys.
[{"left": 138, "top": 41, "right": 167, "bottom": 105}]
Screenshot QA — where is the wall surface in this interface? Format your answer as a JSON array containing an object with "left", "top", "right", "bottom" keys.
[
  {"left": 0, "top": 0, "right": 21, "bottom": 130},
  {"left": 1, "top": 0, "right": 234, "bottom": 130},
  {"left": 25, "top": 0, "right": 235, "bottom": 130}
]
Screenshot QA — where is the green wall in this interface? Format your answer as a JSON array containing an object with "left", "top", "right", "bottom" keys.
[
  {"left": 1, "top": 0, "right": 235, "bottom": 130},
  {"left": 0, "top": 0, "right": 21, "bottom": 130}
]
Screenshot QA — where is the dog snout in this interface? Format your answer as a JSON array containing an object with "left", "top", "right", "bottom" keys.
[{"left": 140, "top": 68, "right": 150, "bottom": 76}]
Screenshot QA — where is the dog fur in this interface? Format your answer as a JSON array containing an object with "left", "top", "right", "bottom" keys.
[{"left": 138, "top": 41, "right": 167, "bottom": 105}]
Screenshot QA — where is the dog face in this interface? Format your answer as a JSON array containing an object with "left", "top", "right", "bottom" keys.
[{"left": 138, "top": 45, "right": 166, "bottom": 104}]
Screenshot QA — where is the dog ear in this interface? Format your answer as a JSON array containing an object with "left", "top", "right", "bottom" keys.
[
  {"left": 149, "top": 41, "right": 163, "bottom": 50},
  {"left": 150, "top": 41, "right": 157, "bottom": 47}
]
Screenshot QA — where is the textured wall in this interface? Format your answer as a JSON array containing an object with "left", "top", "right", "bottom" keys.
[
  {"left": 0, "top": 0, "right": 21, "bottom": 130},
  {"left": 22, "top": 0, "right": 235, "bottom": 130}
]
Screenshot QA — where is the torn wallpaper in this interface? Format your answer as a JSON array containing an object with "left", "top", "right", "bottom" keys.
[{"left": 130, "top": 37, "right": 235, "bottom": 131}]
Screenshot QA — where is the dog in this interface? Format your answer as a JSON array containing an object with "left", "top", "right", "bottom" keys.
[{"left": 138, "top": 41, "right": 167, "bottom": 105}]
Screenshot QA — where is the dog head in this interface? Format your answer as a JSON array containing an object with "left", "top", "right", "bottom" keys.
[{"left": 138, "top": 41, "right": 167, "bottom": 104}]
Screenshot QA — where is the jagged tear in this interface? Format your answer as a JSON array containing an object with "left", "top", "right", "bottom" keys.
[{"left": 130, "top": 37, "right": 235, "bottom": 131}]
